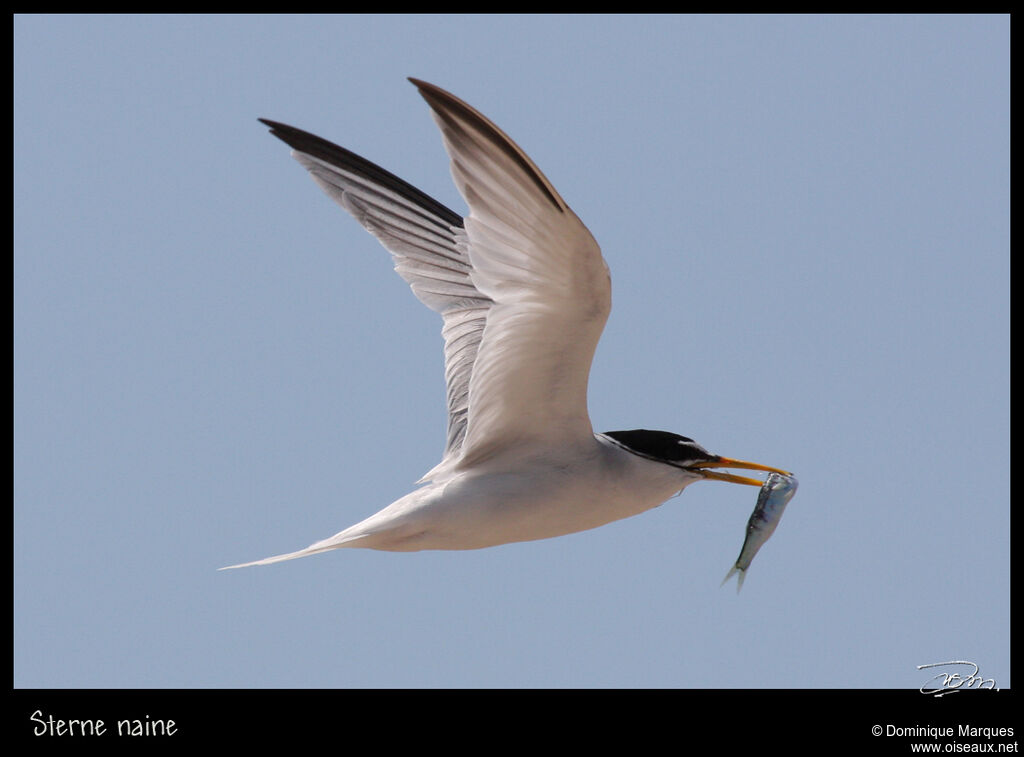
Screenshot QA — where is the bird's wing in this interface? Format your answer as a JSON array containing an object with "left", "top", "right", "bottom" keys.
[
  {"left": 258, "top": 119, "right": 492, "bottom": 461},
  {"left": 409, "top": 79, "right": 611, "bottom": 473}
]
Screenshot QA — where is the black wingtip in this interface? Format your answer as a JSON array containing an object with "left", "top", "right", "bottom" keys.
[
  {"left": 258, "top": 118, "right": 301, "bottom": 146},
  {"left": 404, "top": 78, "right": 566, "bottom": 214},
  {"left": 256, "top": 118, "right": 341, "bottom": 155},
  {"left": 407, "top": 78, "right": 450, "bottom": 112},
  {"left": 255, "top": 113, "right": 464, "bottom": 229}
]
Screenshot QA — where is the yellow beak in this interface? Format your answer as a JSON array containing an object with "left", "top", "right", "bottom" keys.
[{"left": 690, "top": 456, "right": 792, "bottom": 487}]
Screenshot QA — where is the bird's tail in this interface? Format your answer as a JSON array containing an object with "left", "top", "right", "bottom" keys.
[{"left": 219, "top": 531, "right": 363, "bottom": 570}]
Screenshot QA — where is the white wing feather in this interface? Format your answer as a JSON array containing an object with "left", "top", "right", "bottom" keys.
[{"left": 410, "top": 79, "right": 611, "bottom": 473}]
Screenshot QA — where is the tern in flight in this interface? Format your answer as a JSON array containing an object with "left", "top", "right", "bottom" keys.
[{"left": 224, "top": 78, "right": 789, "bottom": 569}]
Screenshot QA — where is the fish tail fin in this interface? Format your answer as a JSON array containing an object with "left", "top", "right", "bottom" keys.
[{"left": 721, "top": 565, "right": 746, "bottom": 593}]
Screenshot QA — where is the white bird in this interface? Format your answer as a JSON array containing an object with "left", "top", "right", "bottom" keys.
[{"left": 223, "top": 78, "right": 788, "bottom": 569}]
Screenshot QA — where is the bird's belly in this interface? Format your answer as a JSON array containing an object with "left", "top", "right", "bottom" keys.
[{"left": 362, "top": 463, "right": 678, "bottom": 551}]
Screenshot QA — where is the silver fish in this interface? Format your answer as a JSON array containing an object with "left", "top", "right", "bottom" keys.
[{"left": 722, "top": 472, "right": 798, "bottom": 592}]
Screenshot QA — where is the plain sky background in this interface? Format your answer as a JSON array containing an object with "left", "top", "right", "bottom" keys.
[{"left": 15, "top": 15, "right": 1009, "bottom": 692}]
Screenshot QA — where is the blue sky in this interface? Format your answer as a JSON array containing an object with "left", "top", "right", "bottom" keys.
[{"left": 15, "top": 13, "right": 1009, "bottom": 700}]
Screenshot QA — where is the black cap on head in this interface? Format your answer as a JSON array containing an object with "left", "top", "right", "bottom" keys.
[{"left": 602, "top": 429, "right": 718, "bottom": 467}]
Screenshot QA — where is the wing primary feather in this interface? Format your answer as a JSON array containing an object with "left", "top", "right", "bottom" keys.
[
  {"left": 406, "top": 78, "right": 567, "bottom": 214},
  {"left": 258, "top": 118, "right": 464, "bottom": 230}
]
